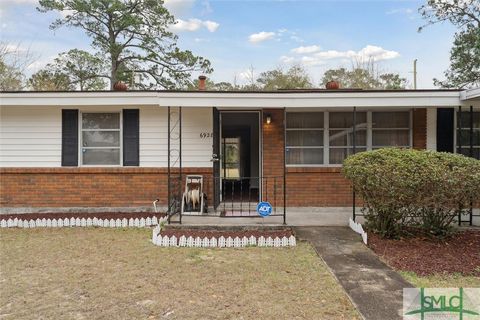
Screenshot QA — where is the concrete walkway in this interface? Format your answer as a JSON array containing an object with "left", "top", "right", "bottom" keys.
[{"left": 294, "top": 227, "right": 413, "bottom": 320}]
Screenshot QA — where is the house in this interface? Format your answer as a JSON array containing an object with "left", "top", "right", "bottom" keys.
[{"left": 1, "top": 82, "right": 479, "bottom": 222}]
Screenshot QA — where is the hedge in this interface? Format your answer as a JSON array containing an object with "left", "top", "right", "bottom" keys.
[{"left": 342, "top": 148, "right": 480, "bottom": 238}]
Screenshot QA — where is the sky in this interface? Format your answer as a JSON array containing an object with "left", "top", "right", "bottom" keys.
[{"left": 0, "top": 0, "right": 458, "bottom": 88}]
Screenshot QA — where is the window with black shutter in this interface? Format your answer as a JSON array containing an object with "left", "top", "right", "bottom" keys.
[
  {"left": 62, "top": 109, "right": 79, "bottom": 166},
  {"left": 123, "top": 109, "right": 140, "bottom": 166}
]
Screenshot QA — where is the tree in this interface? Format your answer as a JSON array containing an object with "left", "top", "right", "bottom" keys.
[
  {"left": 256, "top": 65, "right": 313, "bottom": 90},
  {"left": 38, "top": 0, "right": 212, "bottom": 90},
  {"left": 419, "top": 0, "right": 480, "bottom": 88},
  {"left": 29, "top": 49, "right": 108, "bottom": 91},
  {"left": 28, "top": 69, "right": 73, "bottom": 91},
  {"left": 0, "top": 58, "right": 24, "bottom": 91},
  {"left": 434, "top": 27, "right": 480, "bottom": 88},
  {"left": 0, "top": 43, "right": 36, "bottom": 91},
  {"left": 321, "top": 59, "right": 407, "bottom": 89},
  {"left": 379, "top": 73, "right": 409, "bottom": 90},
  {"left": 186, "top": 78, "right": 236, "bottom": 91}
]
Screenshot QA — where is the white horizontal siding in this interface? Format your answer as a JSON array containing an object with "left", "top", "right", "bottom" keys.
[
  {"left": 139, "top": 107, "right": 213, "bottom": 167},
  {"left": 0, "top": 106, "right": 213, "bottom": 168},
  {"left": 0, "top": 107, "right": 62, "bottom": 167}
]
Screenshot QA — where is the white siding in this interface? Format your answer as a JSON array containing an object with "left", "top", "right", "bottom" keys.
[
  {"left": 140, "top": 107, "right": 213, "bottom": 167},
  {"left": 0, "top": 106, "right": 213, "bottom": 168},
  {"left": 0, "top": 106, "right": 62, "bottom": 167}
]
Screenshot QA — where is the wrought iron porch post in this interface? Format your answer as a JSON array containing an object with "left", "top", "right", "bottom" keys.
[
  {"left": 283, "top": 107, "right": 287, "bottom": 225},
  {"left": 458, "top": 106, "right": 462, "bottom": 226},
  {"left": 179, "top": 107, "right": 182, "bottom": 224},
  {"left": 469, "top": 105, "right": 473, "bottom": 225},
  {"left": 167, "top": 106, "right": 171, "bottom": 224},
  {"left": 352, "top": 107, "right": 357, "bottom": 221}
]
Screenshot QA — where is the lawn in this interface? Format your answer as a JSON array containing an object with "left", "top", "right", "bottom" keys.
[
  {"left": 399, "top": 271, "right": 480, "bottom": 288},
  {"left": 0, "top": 228, "right": 359, "bottom": 320}
]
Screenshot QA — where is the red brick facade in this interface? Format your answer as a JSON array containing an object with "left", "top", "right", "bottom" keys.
[
  {"left": 413, "top": 108, "right": 427, "bottom": 150},
  {"left": 0, "top": 108, "right": 436, "bottom": 209},
  {"left": 0, "top": 168, "right": 212, "bottom": 208}
]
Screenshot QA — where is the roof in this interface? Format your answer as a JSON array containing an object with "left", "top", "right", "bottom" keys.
[
  {"left": 0, "top": 88, "right": 478, "bottom": 109},
  {"left": 0, "top": 88, "right": 464, "bottom": 94}
]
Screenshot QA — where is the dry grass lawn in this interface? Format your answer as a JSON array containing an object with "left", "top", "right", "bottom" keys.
[
  {"left": 400, "top": 271, "right": 480, "bottom": 288},
  {"left": 0, "top": 228, "right": 359, "bottom": 320}
]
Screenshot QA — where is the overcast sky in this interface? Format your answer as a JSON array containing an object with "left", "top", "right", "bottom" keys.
[{"left": 0, "top": 0, "right": 457, "bottom": 88}]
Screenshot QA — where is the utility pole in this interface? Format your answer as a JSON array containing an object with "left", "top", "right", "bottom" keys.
[{"left": 413, "top": 59, "right": 418, "bottom": 89}]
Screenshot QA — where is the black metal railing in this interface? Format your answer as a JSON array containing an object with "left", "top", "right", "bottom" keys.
[{"left": 177, "top": 175, "right": 286, "bottom": 221}]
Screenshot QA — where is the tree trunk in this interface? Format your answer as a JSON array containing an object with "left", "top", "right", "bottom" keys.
[{"left": 110, "top": 60, "right": 117, "bottom": 90}]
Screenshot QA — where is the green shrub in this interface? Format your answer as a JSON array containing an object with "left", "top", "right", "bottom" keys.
[{"left": 342, "top": 148, "right": 480, "bottom": 238}]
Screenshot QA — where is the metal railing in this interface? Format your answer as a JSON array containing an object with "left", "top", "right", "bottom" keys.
[{"left": 175, "top": 175, "right": 286, "bottom": 222}]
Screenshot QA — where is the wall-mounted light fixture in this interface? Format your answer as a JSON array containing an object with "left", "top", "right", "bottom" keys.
[{"left": 265, "top": 114, "right": 272, "bottom": 125}]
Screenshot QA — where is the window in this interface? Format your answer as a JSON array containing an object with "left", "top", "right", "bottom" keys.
[
  {"left": 329, "top": 112, "right": 367, "bottom": 164},
  {"left": 81, "top": 113, "right": 121, "bottom": 165},
  {"left": 372, "top": 112, "right": 410, "bottom": 149},
  {"left": 456, "top": 111, "right": 480, "bottom": 160},
  {"left": 286, "top": 111, "right": 412, "bottom": 165},
  {"left": 222, "top": 137, "right": 241, "bottom": 179},
  {"left": 286, "top": 112, "right": 324, "bottom": 165}
]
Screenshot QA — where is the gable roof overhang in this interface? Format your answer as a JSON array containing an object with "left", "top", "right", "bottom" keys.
[{"left": 0, "top": 89, "right": 475, "bottom": 109}]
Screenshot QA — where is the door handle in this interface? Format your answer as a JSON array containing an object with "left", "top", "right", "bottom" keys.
[{"left": 211, "top": 153, "right": 220, "bottom": 162}]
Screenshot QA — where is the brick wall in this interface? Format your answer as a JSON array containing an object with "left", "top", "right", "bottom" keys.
[
  {"left": 261, "top": 109, "right": 286, "bottom": 206},
  {"left": 413, "top": 108, "right": 427, "bottom": 150},
  {"left": 0, "top": 167, "right": 212, "bottom": 208}
]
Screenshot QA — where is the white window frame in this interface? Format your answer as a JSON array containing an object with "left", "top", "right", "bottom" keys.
[
  {"left": 454, "top": 108, "right": 480, "bottom": 159},
  {"left": 286, "top": 109, "right": 413, "bottom": 167},
  {"left": 327, "top": 111, "right": 368, "bottom": 165},
  {"left": 285, "top": 111, "right": 325, "bottom": 166},
  {"left": 79, "top": 111, "right": 123, "bottom": 167},
  {"left": 371, "top": 111, "right": 412, "bottom": 149}
]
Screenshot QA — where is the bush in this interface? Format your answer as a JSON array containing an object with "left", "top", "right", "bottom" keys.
[{"left": 342, "top": 148, "right": 480, "bottom": 238}]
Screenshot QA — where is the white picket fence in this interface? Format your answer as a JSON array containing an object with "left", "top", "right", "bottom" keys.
[
  {"left": 349, "top": 218, "right": 368, "bottom": 244},
  {"left": 0, "top": 216, "right": 167, "bottom": 229},
  {"left": 151, "top": 226, "right": 296, "bottom": 248}
]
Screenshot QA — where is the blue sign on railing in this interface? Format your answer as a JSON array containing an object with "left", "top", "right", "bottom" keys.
[{"left": 256, "top": 201, "right": 273, "bottom": 217}]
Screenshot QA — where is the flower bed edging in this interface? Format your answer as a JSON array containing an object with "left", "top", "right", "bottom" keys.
[
  {"left": 349, "top": 218, "right": 367, "bottom": 244},
  {"left": 0, "top": 215, "right": 167, "bottom": 229},
  {"left": 151, "top": 225, "right": 297, "bottom": 248}
]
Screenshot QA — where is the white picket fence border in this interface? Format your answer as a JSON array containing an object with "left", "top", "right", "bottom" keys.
[
  {"left": 349, "top": 217, "right": 368, "bottom": 245},
  {"left": 0, "top": 216, "right": 167, "bottom": 229},
  {"left": 151, "top": 227, "right": 296, "bottom": 248}
]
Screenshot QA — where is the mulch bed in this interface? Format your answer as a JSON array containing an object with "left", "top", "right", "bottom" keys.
[
  {"left": 368, "top": 230, "right": 480, "bottom": 276},
  {"left": 0, "top": 212, "right": 166, "bottom": 221},
  {"left": 159, "top": 228, "right": 294, "bottom": 239}
]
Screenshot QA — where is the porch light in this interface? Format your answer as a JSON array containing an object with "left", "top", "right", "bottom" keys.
[{"left": 265, "top": 115, "right": 272, "bottom": 125}]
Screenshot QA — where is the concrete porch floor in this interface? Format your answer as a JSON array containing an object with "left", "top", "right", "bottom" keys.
[
  {"left": 176, "top": 207, "right": 363, "bottom": 226},
  {"left": 174, "top": 207, "right": 480, "bottom": 227}
]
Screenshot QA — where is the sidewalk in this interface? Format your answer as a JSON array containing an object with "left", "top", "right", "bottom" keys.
[{"left": 294, "top": 227, "right": 413, "bottom": 320}]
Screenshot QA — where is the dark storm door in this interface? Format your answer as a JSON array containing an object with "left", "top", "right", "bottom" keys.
[{"left": 213, "top": 108, "right": 221, "bottom": 209}]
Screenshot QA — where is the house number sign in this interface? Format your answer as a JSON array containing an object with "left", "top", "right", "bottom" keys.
[{"left": 199, "top": 132, "right": 213, "bottom": 138}]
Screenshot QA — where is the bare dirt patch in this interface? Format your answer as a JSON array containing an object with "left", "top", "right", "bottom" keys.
[
  {"left": 368, "top": 230, "right": 480, "bottom": 276},
  {"left": 0, "top": 228, "right": 359, "bottom": 320}
]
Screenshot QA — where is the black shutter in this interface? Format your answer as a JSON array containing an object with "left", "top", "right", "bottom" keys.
[
  {"left": 123, "top": 109, "right": 140, "bottom": 166},
  {"left": 436, "top": 108, "right": 454, "bottom": 153},
  {"left": 62, "top": 109, "right": 78, "bottom": 166}
]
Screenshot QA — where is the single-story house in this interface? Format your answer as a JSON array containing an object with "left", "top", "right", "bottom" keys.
[{"left": 1, "top": 84, "right": 479, "bottom": 221}]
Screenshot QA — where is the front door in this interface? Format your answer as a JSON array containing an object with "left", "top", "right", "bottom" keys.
[{"left": 218, "top": 111, "right": 260, "bottom": 208}]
